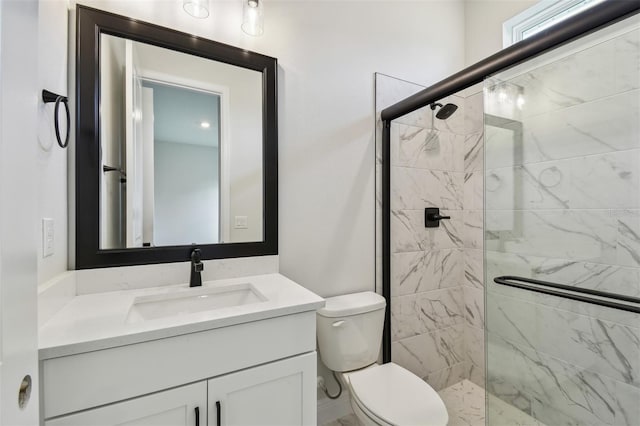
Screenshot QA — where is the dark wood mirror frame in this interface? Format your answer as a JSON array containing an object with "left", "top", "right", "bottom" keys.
[{"left": 75, "top": 5, "right": 278, "bottom": 269}]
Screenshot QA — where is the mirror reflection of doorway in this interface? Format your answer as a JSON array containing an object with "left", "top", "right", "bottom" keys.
[{"left": 139, "top": 80, "right": 222, "bottom": 246}]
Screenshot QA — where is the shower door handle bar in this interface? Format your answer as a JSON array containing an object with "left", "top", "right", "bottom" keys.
[{"left": 493, "top": 276, "right": 640, "bottom": 314}]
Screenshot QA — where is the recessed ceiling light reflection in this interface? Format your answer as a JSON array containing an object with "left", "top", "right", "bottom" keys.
[{"left": 200, "top": 121, "right": 211, "bottom": 129}]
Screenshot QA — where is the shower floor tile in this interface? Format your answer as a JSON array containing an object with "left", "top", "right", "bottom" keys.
[
  {"left": 439, "top": 380, "right": 486, "bottom": 426},
  {"left": 439, "top": 380, "right": 545, "bottom": 426},
  {"left": 322, "top": 413, "right": 360, "bottom": 426}
]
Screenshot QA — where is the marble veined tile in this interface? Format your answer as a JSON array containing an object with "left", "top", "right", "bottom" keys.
[
  {"left": 487, "top": 393, "right": 545, "bottom": 426},
  {"left": 614, "top": 381, "right": 640, "bottom": 426},
  {"left": 614, "top": 29, "right": 640, "bottom": 91},
  {"left": 391, "top": 166, "right": 463, "bottom": 210},
  {"left": 486, "top": 150, "right": 640, "bottom": 211},
  {"left": 392, "top": 324, "right": 464, "bottom": 378},
  {"left": 464, "top": 285, "right": 484, "bottom": 329},
  {"left": 465, "top": 324, "right": 485, "bottom": 388},
  {"left": 390, "top": 287, "right": 464, "bottom": 340},
  {"left": 464, "top": 171, "right": 483, "bottom": 211},
  {"left": 485, "top": 250, "right": 640, "bottom": 298},
  {"left": 465, "top": 92, "right": 484, "bottom": 134},
  {"left": 485, "top": 209, "right": 617, "bottom": 264},
  {"left": 487, "top": 291, "right": 640, "bottom": 387},
  {"left": 485, "top": 167, "right": 517, "bottom": 211},
  {"left": 510, "top": 90, "right": 640, "bottom": 168},
  {"left": 463, "top": 210, "right": 484, "bottom": 250},
  {"left": 507, "top": 29, "right": 640, "bottom": 119},
  {"left": 321, "top": 413, "right": 361, "bottom": 426},
  {"left": 464, "top": 131, "right": 484, "bottom": 172},
  {"left": 391, "top": 209, "right": 463, "bottom": 253},
  {"left": 571, "top": 151, "right": 640, "bottom": 210},
  {"left": 439, "top": 380, "right": 486, "bottom": 426},
  {"left": 486, "top": 370, "right": 534, "bottom": 416},
  {"left": 484, "top": 123, "right": 519, "bottom": 171},
  {"left": 485, "top": 258, "right": 640, "bottom": 329},
  {"left": 391, "top": 123, "right": 464, "bottom": 171},
  {"left": 426, "top": 362, "right": 466, "bottom": 392},
  {"left": 488, "top": 333, "right": 624, "bottom": 426},
  {"left": 617, "top": 211, "right": 640, "bottom": 267},
  {"left": 486, "top": 162, "right": 570, "bottom": 210},
  {"left": 464, "top": 248, "right": 484, "bottom": 289},
  {"left": 391, "top": 248, "right": 462, "bottom": 296}
]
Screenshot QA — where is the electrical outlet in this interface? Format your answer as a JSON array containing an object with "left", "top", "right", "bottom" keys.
[
  {"left": 42, "top": 218, "right": 54, "bottom": 258},
  {"left": 234, "top": 216, "right": 248, "bottom": 229}
]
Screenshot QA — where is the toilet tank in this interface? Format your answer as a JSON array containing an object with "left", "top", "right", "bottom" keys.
[{"left": 316, "top": 292, "right": 386, "bottom": 372}]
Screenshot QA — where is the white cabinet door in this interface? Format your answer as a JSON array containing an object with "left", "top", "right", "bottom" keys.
[
  {"left": 45, "top": 382, "right": 206, "bottom": 426},
  {"left": 208, "top": 352, "right": 316, "bottom": 426}
]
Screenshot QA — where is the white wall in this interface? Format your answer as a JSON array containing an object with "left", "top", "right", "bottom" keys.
[
  {"left": 464, "top": 0, "right": 537, "bottom": 66},
  {"left": 38, "top": 0, "right": 69, "bottom": 284},
  {"left": 154, "top": 141, "right": 219, "bottom": 246}
]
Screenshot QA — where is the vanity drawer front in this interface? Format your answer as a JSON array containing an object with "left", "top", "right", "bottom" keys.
[
  {"left": 44, "top": 382, "right": 206, "bottom": 426},
  {"left": 42, "top": 311, "right": 315, "bottom": 419}
]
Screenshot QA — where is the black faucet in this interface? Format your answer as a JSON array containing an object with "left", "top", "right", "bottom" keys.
[{"left": 190, "top": 248, "right": 203, "bottom": 287}]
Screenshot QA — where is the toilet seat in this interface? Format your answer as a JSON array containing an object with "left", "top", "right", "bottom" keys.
[{"left": 343, "top": 363, "right": 448, "bottom": 426}]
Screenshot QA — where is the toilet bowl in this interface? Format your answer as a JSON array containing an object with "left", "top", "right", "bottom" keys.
[
  {"left": 316, "top": 292, "right": 449, "bottom": 426},
  {"left": 341, "top": 363, "right": 448, "bottom": 426}
]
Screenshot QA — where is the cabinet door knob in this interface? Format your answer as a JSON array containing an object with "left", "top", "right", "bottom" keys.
[
  {"left": 195, "top": 406, "right": 200, "bottom": 426},
  {"left": 216, "top": 400, "right": 221, "bottom": 426}
]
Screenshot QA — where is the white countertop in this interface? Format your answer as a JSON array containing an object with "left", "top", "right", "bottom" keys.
[{"left": 39, "top": 273, "right": 324, "bottom": 360}]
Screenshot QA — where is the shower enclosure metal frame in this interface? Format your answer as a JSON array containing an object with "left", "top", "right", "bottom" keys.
[{"left": 378, "top": 0, "right": 640, "bottom": 363}]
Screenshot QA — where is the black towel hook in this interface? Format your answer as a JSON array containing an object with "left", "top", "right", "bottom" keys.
[{"left": 42, "top": 90, "right": 70, "bottom": 149}]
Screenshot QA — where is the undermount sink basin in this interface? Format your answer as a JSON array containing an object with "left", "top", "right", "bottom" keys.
[{"left": 126, "top": 283, "right": 267, "bottom": 323}]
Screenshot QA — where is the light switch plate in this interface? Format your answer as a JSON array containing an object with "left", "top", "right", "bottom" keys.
[
  {"left": 42, "top": 218, "right": 54, "bottom": 257},
  {"left": 234, "top": 216, "right": 248, "bottom": 229}
]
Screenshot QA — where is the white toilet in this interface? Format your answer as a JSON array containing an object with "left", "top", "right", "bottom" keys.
[{"left": 317, "top": 292, "right": 449, "bottom": 426}]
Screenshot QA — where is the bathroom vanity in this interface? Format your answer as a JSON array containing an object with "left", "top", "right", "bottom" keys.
[
  {"left": 37, "top": 5, "right": 320, "bottom": 424},
  {"left": 39, "top": 273, "right": 324, "bottom": 425}
]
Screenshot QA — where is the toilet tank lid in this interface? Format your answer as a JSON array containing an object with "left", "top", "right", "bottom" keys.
[{"left": 317, "top": 292, "right": 386, "bottom": 318}]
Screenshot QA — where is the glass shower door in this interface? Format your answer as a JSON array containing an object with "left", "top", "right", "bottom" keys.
[{"left": 484, "top": 15, "right": 640, "bottom": 426}]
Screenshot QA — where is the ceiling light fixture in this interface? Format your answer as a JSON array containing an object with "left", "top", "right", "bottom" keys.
[
  {"left": 241, "top": 0, "right": 264, "bottom": 36},
  {"left": 183, "top": 0, "right": 210, "bottom": 19}
]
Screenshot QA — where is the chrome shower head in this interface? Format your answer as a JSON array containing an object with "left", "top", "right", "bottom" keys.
[{"left": 430, "top": 102, "right": 458, "bottom": 120}]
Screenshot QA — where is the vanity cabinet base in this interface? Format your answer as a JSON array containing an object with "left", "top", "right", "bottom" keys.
[
  {"left": 41, "top": 312, "right": 316, "bottom": 420},
  {"left": 45, "top": 353, "right": 316, "bottom": 426}
]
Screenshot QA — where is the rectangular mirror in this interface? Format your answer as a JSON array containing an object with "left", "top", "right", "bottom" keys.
[{"left": 76, "top": 6, "right": 277, "bottom": 268}]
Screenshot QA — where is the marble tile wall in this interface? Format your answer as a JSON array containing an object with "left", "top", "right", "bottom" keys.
[
  {"left": 376, "top": 73, "right": 486, "bottom": 392},
  {"left": 484, "top": 26, "right": 640, "bottom": 426},
  {"left": 389, "top": 97, "right": 468, "bottom": 391},
  {"left": 463, "top": 91, "right": 485, "bottom": 388}
]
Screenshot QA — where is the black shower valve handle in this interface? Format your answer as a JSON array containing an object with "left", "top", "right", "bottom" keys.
[
  {"left": 429, "top": 213, "right": 451, "bottom": 221},
  {"left": 424, "top": 207, "right": 450, "bottom": 228}
]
